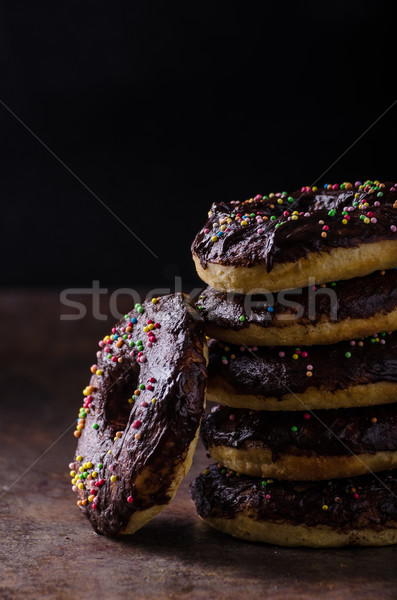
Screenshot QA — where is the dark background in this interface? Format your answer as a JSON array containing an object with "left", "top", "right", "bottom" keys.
[{"left": 1, "top": 1, "right": 396, "bottom": 289}]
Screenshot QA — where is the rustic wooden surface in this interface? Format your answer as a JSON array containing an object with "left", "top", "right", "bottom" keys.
[{"left": 1, "top": 290, "right": 397, "bottom": 600}]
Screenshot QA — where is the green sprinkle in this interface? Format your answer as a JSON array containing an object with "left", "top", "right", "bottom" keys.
[
  {"left": 198, "top": 305, "right": 203, "bottom": 311},
  {"left": 82, "top": 472, "right": 88, "bottom": 479},
  {"left": 129, "top": 341, "right": 134, "bottom": 347},
  {"left": 134, "top": 303, "right": 141, "bottom": 309},
  {"left": 345, "top": 352, "right": 352, "bottom": 358},
  {"left": 331, "top": 282, "right": 337, "bottom": 287},
  {"left": 287, "top": 196, "right": 294, "bottom": 203},
  {"left": 137, "top": 307, "right": 144, "bottom": 314},
  {"left": 377, "top": 191, "right": 384, "bottom": 197},
  {"left": 239, "top": 315, "right": 245, "bottom": 322},
  {"left": 136, "top": 340, "right": 142, "bottom": 346},
  {"left": 270, "top": 215, "right": 276, "bottom": 221},
  {"left": 328, "top": 209, "right": 336, "bottom": 217},
  {"left": 93, "top": 423, "right": 99, "bottom": 430},
  {"left": 221, "top": 469, "right": 227, "bottom": 475},
  {"left": 291, "top": 426, "right": 298, "bottom": 432},
  {"left": 139, "top": 384, "right": 146, "bottom": 390},
  {"left": 261, "top": 480, "right": 267, "bottom": 487},
  {"left": 97, "top": 463, "right": 103, "bottom": 469}
]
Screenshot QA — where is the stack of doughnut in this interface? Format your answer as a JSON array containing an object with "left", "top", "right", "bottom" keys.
[{"left": 191, "top": 179, "right": 397, "bottom": 547}]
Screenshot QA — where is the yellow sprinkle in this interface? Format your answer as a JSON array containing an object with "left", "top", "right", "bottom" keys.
[
  {"left": 78, "top": 483, "right": 84, "bottom": 490},
  {"left": 110, "top": 475, "right": 117, "bottom": 483},
  {"left": 211, "top": 236, "right": 218, "bottom": 242},
  {"left": 277, "top": 198, "right": 283, "bottom": 205},
  {"left": 96, "top": 369, "right": 103, "bottom": 376},
  {"left": 91, "top": 471, "right": 97, "bottom": 479},
  {"left": 220, "top": 224, "right": 226, "bottom": 231},
  {"left": 241, "top": 220, "right": 248, "bottom": 226},
  {"left": 76, "top": 455, "right": 82, "bottom": 462},
  {"left": 312, "top": 186, "right": 317, "bottom": 191},
  {"left": 292, "top": 354, "right": 299, "bottom": 360},
  {"left": 83, "top": 463, "right": 88, "bottom": 469},
  {"left": 322, "top": 505, "right": 329, "bottom": 511},
  {"left": 292, "top": 211, "right": 299, "bottom": 216},
  {"left": 203, "top": 469, "right": 209, "bottom": 475},
  {"left": 342, "top": 219, "right": 348, "bottom": 225},
  {"left": 83, "top": 389, "right": 89, "bottom": 396},
  {"left": 152, "top": 297, "right": 158, "bottom": 304},
  {"left": 79, "top": 466, "right": 84, "bottom": 473},
  {"left": 269, "top": 193, "right": 274, "bottom": 198},
  {"left": 88, "top": 495, "right": 94, "bottom": 502},
  {"left": 291, "top": 215, "right": 298, "bottom": 221},
  {"left": 107, "top": 450, "right": 112, "bottom": 455},
  {"left": 70, "top": 470, "right": 76, "bottom": 477},
  {"left": 152, "top": 397, "right": 156, "bottom": 404},
  {"left": 148, "top": 323, "right": 155, "bottom": 330},
  {"left": 224, "top": 346, "right": 230, "bottom": 351},
  {"left": 143, "top": 326, "right": 149, "bottom": 333},
  {"left": 87, "top": 462, "right": 93, "bottom": 469},
  {"left": 128, "top": 398, "right": 134, "bottom": 405},
  {"left": 71, "top": 478, "right": 77, "bottom": 485},
  {"left": 364, "top": 217, "right": 370, "bottom": 224}
]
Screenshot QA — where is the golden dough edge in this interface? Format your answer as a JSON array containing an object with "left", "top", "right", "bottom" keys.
[
  {"left": 200, "top": 514, "right": 397, "bottom": 547},
  {"left": 193, "top": 240, "right": 397, "bottom": 293},
  {"left": 205, "top": 308, "right": 397, "bottom": 346},
  {"left": 206, "top": 445, "right": 397, "bottom": 481},
  {"left": 206, "top": 379, "right": 397, "bottom": 411},
  {"left": 121, "top": 425, "right": 201, "bottom": 535}
]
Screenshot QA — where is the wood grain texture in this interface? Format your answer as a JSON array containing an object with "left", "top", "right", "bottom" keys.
[{"left": 1, "top": 291, "right": 397, "bottom": 600}]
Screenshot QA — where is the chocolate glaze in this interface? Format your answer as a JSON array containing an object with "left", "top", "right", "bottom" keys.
[
  {"left": 72, "top": 293, "right": 207, "bottom": 537},
  {"left": 201, "top": 404, "right": 397, "bottom": 459},
  {"left": 198, "top": 269, "right": 397, "bottom": 331},
  {"left": 191, "top": 183, "right": 397, "bottom": 270},
  {"left": 191, "top": 464, "right": 397, "bottom": 530},
  {"left": 208, "top": 333, "right": 397, "bottom": 399}
]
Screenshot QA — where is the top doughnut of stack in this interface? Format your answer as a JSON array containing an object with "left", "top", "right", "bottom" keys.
[{"left": 192, "top": 180, "right": 397, "bottom": 294}]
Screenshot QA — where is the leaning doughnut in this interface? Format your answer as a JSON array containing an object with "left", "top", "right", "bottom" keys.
[
  {"left": 191, "top": 180, "right": 397, "bottom": 294},
  {"left": 207, "top": 334, "right": 397, "bottom": 411},
  {"left": 69, "top": 293, "right": 207, "bottom": 537},
  {"left": 191, "top": 464, "right": 397, "bottom": 547},
  {"left": 198, "top": 269, "right": 397, "bottom": 346},
  {"left": 201, "top": 404, "right": 397, "bottom": 481}
]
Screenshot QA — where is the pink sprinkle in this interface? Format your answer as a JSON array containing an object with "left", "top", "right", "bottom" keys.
[
  {"left": 240, "top": 346, "right": 245, "bottom": 352},
  {"left": 141, "top": 401, "right": 148, "bottom": 408},
  {"left": 332, "top": 184, "right": 339, "bottom": 190},
  {"left": 301, "top": 186, "right": 306, "bottom": 193},
  {"left": 120, "top": 327, "right": 125, "bottom": 333},
  {"left": 229, "top": 414, "right": 235, "bottom": 421},
  {"left": 252, "top": 346, "right": 258, "bottom": 352},
  {"left": 96, "top": 351, "right": 101, "bottom": 359},
  {"left": 371, "top": 218, "right": 377, "bottom": 224},
  {"left": 257, "top": 228, "right": 263, "bottom": 234},
  {"left": 133, "top": 420, "right": 141, "bottom": 429},
  {"left": 146, "top": 384, "right": 154, "bottom": 391},
  {"left": 109, "top": 465, "right": 114, "bottom": 471},
  {"left": 374, "top": 201, "right": 380, "bottom": 207},
  {"left": 147, "top": 342, "right": 152, "bottom": 347},
  {"left": 391, "top": 187, "right": 396, "bottom": 192},
  {"left": 322, "top": 225, "right": 329, "bottom": 231},
  {"left": 204, "top": 228, "right": 209, "bottom": 234},
  {"left": 304, "top": 212, "right": 311, "bottom": 217},
  {"left": 254, "top": 194, "right": 262, "bottom": 201},
  {"left": 265, "top": 494, "right": 271, "bottom": 499},
  {"left": 92, "top": 504, "right": 97, "bottom": 510},
  {"left": 307, "top": 364, "right": 313, "bottom": 371},
  {"left": 350, "top": 340, "right": 356, "bottom": 346},
  {"left": 128, "top": 334, "right": 132, "bottom": 339},
  {"left": 304, "top": 413, "right": 310, "bottom": 420},
  {"left": 112, "top": 328, "right": 116, "bottom": 334},
  {"left": 98, "top": 340, "right": 105, "bottom": 348},
  {"left": 279, "top": 351, "right": 285, "bottom": 358},
  {"left": 127, "top": 496, "right": 134, "bottom": 503},
  {"left": 367, "top": 211, "right": 373, "bottom": 218},
  {"left": 354, "top": 493, "right": 359, "bottom": 499},
  {"left": 104, "top": 346, "right": 110, "bottom": 353},
  {"left": 69, "top": 462, "right": 76, "bottom": 469},
  {"left": 391, "top": 225, "right": 397, "bottom": 233},
  {"left": 72, "top": 485, "right": 78, "bottom": 492},
  {"left": 354, "top": 181, "right": 361, "bottom": 187},
  {"left": 111, "top": 356, "right": 117, "bottom": 362},
  {"left": 138, "top": 356, "right": 147, "bottom": 363},
  {"left": 149, "top": 377, "right": 156, "bottom": 383},
  {"left": 380, "top": 339, "right": 386, "bottom": 344},
  {"left": 301, "top": 351, "right": 308, "bottom": 358},
  {"left": 98, "top": 479, "right": 105, "bottom": 486},
  {"left": 129, "top": 351, "right": 135, "bottom": 357}
]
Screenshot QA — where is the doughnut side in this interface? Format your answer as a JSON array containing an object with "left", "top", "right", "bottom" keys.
[
  {"left": 206, "top": 445, "right": 397, "bottom": 481},
  {"left": 207, "top": 378, "right": 397, "bottom": 411},
  {"left": 201, "top": 404, "right": 397, "bottom": 480},
  {"left": 191, "top": 465, "right": 397, "bottom": 547},
  {"left": 193, "top": 239, "right": 397, "bottom": 294},
  {"left": 207, "top": 334, "right": 397, "bottom": 411}
]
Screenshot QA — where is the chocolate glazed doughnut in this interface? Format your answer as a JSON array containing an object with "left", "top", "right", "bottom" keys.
[
  {"left": 69, "top": 293, "right": 207, "bottom": 537},
  {"left": 198, "top": 269, "right": 397, "bottom": 346},
  {"left": 201, "top": 404, "right": 397, "bottom": 481},
  {"left": 191, "top": 465, "right": 397, "bottom": 547},
  {"left": 192, "top": 180, "right": 397, "bottom": 293},
  {"left": 207, "top": 333, "right": 397, "bottom": 411}
]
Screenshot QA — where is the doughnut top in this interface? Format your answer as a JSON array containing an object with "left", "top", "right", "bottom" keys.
[
  {"left": 201, "top": 404, "right": 397, "bottom": 459},
  {"left": 198, "top": 269, "right": 397, "bottom": 331},
  {"left": 192, "top": 180, "right": 397, "bottom": 270},
  {"left": 208, "top": 331, "right": 397, "bottom": 398},
  {"left": 191, "top": 464, "right": 397, "bottom": 530},
  {"left": 69, "top": 293, "right": 207, "bottom": 536}
]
